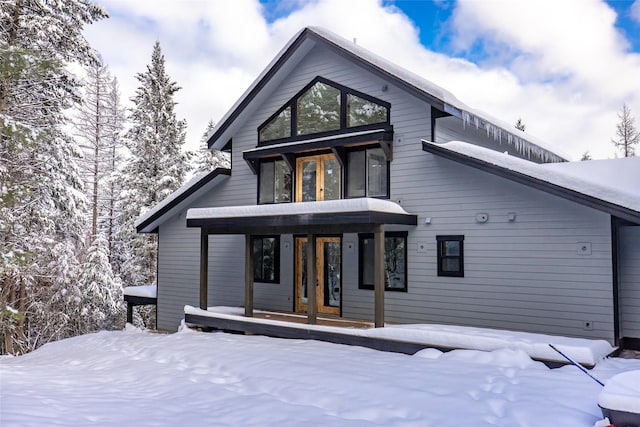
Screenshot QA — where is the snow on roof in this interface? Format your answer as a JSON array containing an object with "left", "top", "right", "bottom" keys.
[
  {"left": 207, "top": 27, "right": 309, "bottom": 150},
  {"left": 208, "top": 27, "right": 565, "bottom": 163},
  {"left": 134, "top": 168, "right": 230, "bottom": 232},
  {"left": 123, "top": 285, "right": 157, "bottom": 299},
  {"left": 185, "top": 306, "right": 613, "bottom": 365},
  {"left": 598, "top": 370, "right": 640, "bottom": 413},
  {"left": 186, "top": 197, "right": 411, "bottom": 220},
  {"left": 541, "top": 156, "right": 640, "bottom": 198},
  {"left": 424, "top": 140, "right": 640, "bottom": 214},
  {"left": 307, "top": 27, "right": 567, "bottom": 163}
]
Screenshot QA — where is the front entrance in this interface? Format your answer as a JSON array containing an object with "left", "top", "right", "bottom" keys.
[{"left": 295, "top": 236, "right": 341, "bottom": 315}]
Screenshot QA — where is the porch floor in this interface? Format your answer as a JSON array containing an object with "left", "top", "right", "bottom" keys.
[
  {"left": 252, "top": 311, "right": 373, "bottom": 329},
  {"left": 183, "top": 305, "right": 615, "bottom": 368}
]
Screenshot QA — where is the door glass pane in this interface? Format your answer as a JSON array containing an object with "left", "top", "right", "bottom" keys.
[
  {"left": 324, "top": 241, "right": 341, "bottom": 307},
  {"left": 323, "top": 157, "right": 341, "bottom": 200},
  {"left": 274, "top": 160, "right": 292, "bottom": 203},
  {"left": 367, "top": 148, "right": 387, "bottom": 197},
  {"left": 259, "top": 162, "right": 274, "bottom": 204},
  {"left": 301, "top": 160, "right": 317, "bottom": 202},
  {"left": 347, "top": 150, "right": 365, "bottom": 197},
  {"left": 300, "top": 241, "right": 308, "bottom": 304},
  {"left": 297, "top": 82, "right": 341, "bottom": 136}
]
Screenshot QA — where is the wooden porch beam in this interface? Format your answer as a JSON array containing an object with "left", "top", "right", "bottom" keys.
[
  {"left": 244, "top": 158, "right": 258, "bottom": 174},
  {"left": 306, "top": 233, "right": 317, "bottom": 324},
  {"left": 374, "top": 224, "right": 385, "bottom": 328},
  {"left": 379, "top": 140, "right": 393, "bottom": 162},
  {"left": 245, "top": 234, "right": 254, "bottom": 317},
  {"left": 280, "top": 153, "right": 296, "bottom": 172},
  {"left": 330, "top": 146, "right": 346, "bottom": 168},
  {"left": 199, "top": 228, "right": 209, "bottom": 310}
]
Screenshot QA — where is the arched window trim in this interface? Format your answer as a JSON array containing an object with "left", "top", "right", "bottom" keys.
[{"left": 258, "top": 76, "right": 391, "bottom": 146}]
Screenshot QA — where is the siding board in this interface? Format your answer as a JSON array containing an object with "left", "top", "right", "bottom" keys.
[{"left": 155, "top": 42, "right": 617, "bottom": 344}]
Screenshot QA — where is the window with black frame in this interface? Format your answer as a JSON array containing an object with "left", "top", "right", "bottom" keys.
[
  {"left": 346, "top": 147, "right": 389, "bottom": 198},
  {"left": 257, "top": 77, "right": 390, "bottom": 144},
  {"left": 359, "top": 232, "right": 407, "bottom": 291},
  {"left": 252, "top": 236, "right": 280, "bottom": 283},
  {"left": 258, "top": 159, "right": 292, "bottom": 204},
  {"left": 436, "top": 235, "right": 464, "bottom": 277}
]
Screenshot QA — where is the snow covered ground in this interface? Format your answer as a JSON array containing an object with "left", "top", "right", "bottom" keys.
[
  {"left": 187, "top": 306, "right": 614, "bottom": 366},
  {"left": 1, "top": 326, "right": 639, "bottom": 426}
]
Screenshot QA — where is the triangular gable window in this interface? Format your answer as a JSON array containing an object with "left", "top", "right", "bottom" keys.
[
  {"left": 258, "top": 77, "right": 390, "bottom": 144},
  {"left": 259, "top": 107, "right": 291, "bottom": 141}
]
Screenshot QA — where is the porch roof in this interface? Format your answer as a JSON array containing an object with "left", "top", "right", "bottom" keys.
[{"left": 186, "top": 198, "right": 417, "bottom": 234}]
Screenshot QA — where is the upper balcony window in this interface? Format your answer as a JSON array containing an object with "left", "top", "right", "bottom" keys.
[
  {"left": 259, "top": 107, "right": 291, "bottom": 142},
  {"left": 297, "top": 82, "right": 341, "bottom": 136},
  {"left": 258, "top": 77, "right": 390, "bottom": 144},
  {"left": 347, "top": 94, "right": 388, "bottom": 127}
]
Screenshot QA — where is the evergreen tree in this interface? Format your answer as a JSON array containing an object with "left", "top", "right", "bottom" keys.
[
  {"left": 515, "top": 117, "right": 526, "bottom": 132},
  {"left": 611, "top": 104, "right": 639, "bottom": 157},
  {"left": 77, "top": 234, "right": 124, "bottom": 332},
  {"left": 116, "top": 41, "right": 190, "bottom": 291},
  {"left": 102, "top": 77, "right": 126, "bottom": 262},
  {"left": 193, "top": 119, "right": 231, "bottom": 174},
  {"left": 75, "top": 59, "right": 125, "bottom": 242},
  {"left": 0, "top": 0, "right": 107, "bottom": 354},
  {"left": 580, "top": 151, "right": 592, "bottom": 161}
]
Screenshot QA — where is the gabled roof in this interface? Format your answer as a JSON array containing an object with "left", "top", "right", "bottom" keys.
[
  {"left": 206, "top": 26, "right": 567, "bottom": 163},
  {"left": 422, "top": 140, "right": 640, "bottom": 224},
  {"left": 135, "top": 168, "right": 231, "bottom": 233}
]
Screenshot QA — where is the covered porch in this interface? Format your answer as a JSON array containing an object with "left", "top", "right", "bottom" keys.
[{"left": 186, "top": 198, "right": 418, "bottom": 328}]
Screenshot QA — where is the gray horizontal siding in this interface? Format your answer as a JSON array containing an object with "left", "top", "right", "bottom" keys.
[
  {"left": 343, "top": 152, "right": 614, "bottom": 342},
  {"left": 157, "top": 41, "right": 616, "bottom": 343},
  {"left": 620, "top": 226, "right": 640, "bottom": 339}
]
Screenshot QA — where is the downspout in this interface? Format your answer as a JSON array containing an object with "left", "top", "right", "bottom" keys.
[{"left": 610, "top": 216, "right": 621, "bottom": 347}]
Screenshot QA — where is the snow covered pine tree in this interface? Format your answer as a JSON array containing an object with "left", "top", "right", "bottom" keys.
[
  {"left": 0, "top": 0, "right": 107, "bottom": 354},
  {"left": 193, "top": 119, "right": 230, "bottom": 174},
  {"left": 115, "top": 41, "right": 190, "bottom": 327}
]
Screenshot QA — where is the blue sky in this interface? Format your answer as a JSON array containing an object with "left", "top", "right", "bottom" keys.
[
  {"left": 260, "top": 0, "right": 640, "bottom": 55},
  {"left": 84, "top": 0, "right": 640, "bottom": 159}
]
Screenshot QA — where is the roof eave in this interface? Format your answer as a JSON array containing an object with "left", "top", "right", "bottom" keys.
[
  {"left": 422, "top": 141, "right": 640, "bottom": 224},
  {"left": 207, "top": 28, "right": 315, "bottom": 150},
  {"left": 136, "top": 168, "right": 232, "bottom": 234},
  {"left": 205, "top": 27, "right": 447, "bottom": 151}
]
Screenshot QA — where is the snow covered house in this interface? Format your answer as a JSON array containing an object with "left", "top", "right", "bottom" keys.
[{"left": 135, "top": 27, "right": 640, "bottom": 349}]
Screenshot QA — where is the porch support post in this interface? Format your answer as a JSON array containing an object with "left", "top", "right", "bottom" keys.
[
  {"left": 245, "top": 234, "right": 254, "bottom": 317},
  {"left": 306, "top": 233, "right": 317, "bottom": 324},
  {"left": 199, "top": 228, "right": 209, "bottom": 311},
  {"left": 374, "top": 224, "right": 385, "bottom": 328}
]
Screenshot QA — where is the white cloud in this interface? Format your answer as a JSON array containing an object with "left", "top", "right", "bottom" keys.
[
  {"left": 632, "top": 0, "right": 640, "bottom": 23},
  {"left": 82, "top": 0, "right": 640, "bottom": 160}
]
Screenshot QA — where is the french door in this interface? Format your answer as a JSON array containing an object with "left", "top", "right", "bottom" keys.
[
  {"left": 295, "top": 154, "right": 341, "bottom": 202},
  {"left": 295, "top": 236, "right": 341, "bottom": 315}
]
